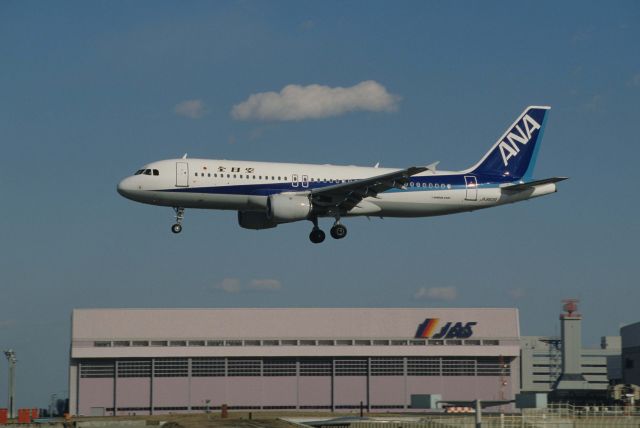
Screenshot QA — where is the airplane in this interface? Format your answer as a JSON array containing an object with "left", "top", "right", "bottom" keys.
[{"left": 117, "top": 106, "right": 567, "bottom": 243}]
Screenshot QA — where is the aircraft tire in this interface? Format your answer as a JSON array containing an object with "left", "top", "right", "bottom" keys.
[
  {"left": 330, "top": 224, "right": 347, "bottom": 239},
  {"left": 171, "top": 224, "right": 183, "bottom": 234},
  {"left": 309, "top": 228, "right": 325, "bottom": 244}
]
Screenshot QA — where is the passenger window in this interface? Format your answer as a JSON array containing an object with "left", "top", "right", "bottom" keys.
[
  {"left": 271, "top": 176, "right": 275, "bottom": 180},
  {"left": 240, "top": 175, "right": 243, "bottom": 179},
  {"left": 253, "top": 175, "right": 256, "bottom": 179},
  {"left": 153, "top": 169, "right": 159, "bottom": 176},
  {"left": 194, "top": 172, "right": 198, "bottom": 177},
  {"left": 278, "top": 176, "right": 281, "bottom": 180},
  {"left": 227, "top": 174, "right": 230, "bottom": 178},
  {"left": 233, "top": 174, "right": 236, "bottom": 178}
]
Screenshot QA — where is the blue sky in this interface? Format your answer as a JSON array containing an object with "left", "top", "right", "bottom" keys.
[{"left": 1, "top": 0, "right": 639, "bottom": 407}]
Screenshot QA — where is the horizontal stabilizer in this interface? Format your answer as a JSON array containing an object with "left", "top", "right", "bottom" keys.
[{"left": 501, "top": 177, "right": 568, "bottom": 191}]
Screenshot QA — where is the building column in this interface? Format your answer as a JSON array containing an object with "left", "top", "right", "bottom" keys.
[
  {"left": 114, "top": 360, "right": 118, "bottom": 416},
  {"left": 150, "top": 358, "right": 155, "bottom": 415},
  {"left": 366, "top": 357, "right": 371, "bottom": 412}
]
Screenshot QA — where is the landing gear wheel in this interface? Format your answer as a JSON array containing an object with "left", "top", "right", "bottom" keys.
[
  {"left": 171, "top": 207, "right": 185, "bottom": 235},
  {"left": 309, "top": 228, "right": 326, "bottom": 244},
  {"left": 330, "top": 224, "right": 347, "bottom": 239}
]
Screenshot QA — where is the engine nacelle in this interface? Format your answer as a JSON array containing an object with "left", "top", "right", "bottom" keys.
[
  {"left": 237, "top": 211, "right": 277, "bottom": 230},
  {"left": 267, "top": 194, "right": 312, "bottom": 223}
]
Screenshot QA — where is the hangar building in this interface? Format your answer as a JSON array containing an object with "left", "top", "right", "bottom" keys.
[{"left": 68, "top": 308, "right": 520, "bottom": 416}]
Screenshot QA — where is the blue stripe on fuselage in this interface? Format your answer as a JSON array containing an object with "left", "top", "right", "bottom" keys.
[{"left": 157, "top": 173, "right": 512, "bottom": 197}]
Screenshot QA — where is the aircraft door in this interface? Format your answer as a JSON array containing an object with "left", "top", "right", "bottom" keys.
[
  {"left": 176, "top": 162, "right": 189, "bottom": 187},
  {"left": 292, "top": 174, "right": 299, "bottom": 187},
  {"left": 464, "top": 175, "right": 477, "bottom": 201},
  {"left": 302, "top": 175, "right": 309, "bottom": 188}
]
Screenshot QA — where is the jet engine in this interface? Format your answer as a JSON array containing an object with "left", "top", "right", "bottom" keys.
[
  {"left": 237, "top": 211, "right": 277, "bottom": 230},
  {"left": 267, "top": 194, "right": 313, "bottom": 223}
]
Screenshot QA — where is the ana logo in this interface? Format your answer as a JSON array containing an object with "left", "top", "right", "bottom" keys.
[
  {"left": 415, "top": 318, "right": 477, "bottom": 339},
  {"left": 498, "top": 114, "right": 541, "bottom": 167}
]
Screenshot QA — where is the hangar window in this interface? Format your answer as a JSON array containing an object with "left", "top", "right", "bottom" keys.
[
  {"left": 94, "top": 341, "right": 111, "bottom": 347},
  {"left": 300, "top": 359, "right": 332, "bottom": 376},
  {"left": 228, "top": 359, "right": 261, "bottom": 376},
  {"left": 390, "top": 340, "right": 407, "bottom": 346},
  {"left": 336, "top": 340, "right": 353, "bottom": 346},
  {"left": 410, "top": 339, "right": 426, "bottom": 346},
  {"left": 477, "top": 357, "right": 511, "bottom": 376},
  {"left": 408, "top": 357, "right": 440, "bottom": 376},
  {"left": 373, "top": 340, "right": 389, "bottom": 346},
  {"left": 226, "top": 340, "right": 242, "bottom": 346},
  {"left": 263, "top": 359, "right": 296, "bottom": 376},
  {"left": 281, "top": 339, "right": 298, "bottom": 346},
  {"left": 446, "top": 339, "right": 463, "bottom": 346},
  {"left": 300, "top": 340, "right": 316, "bottom": 346},
  {"left": 428, "top": 339, "right": 445, "bottom": 346},
  {"left": 244, "top": 340, "right": 260, "bottom": 346},
  {"left": 442, "top": 358, "right": 475, "bottom": 376},
  {"left": 483, "top": 339, "right": 500, "bottom": 346},
  {"left": 465, "top": 339, "right": 481, "bottom": 346},
  {"left": 118, "top": 360, "right": 151, "bottom": 378},
  {"left": 354, "top": 340, "right": 371, "bottom": 346},
  {"left": 132, "top": 341, "right": 149, "bottom": 347},
  {"left": 371, "top": 358, "right": 404, "bottom": 376},
  {"left": 153, "top": 169, "right": 159, "bottom": 176},
  {"left": 169, "top": 340, "right": 187, "bottom": 347},
  {"left": 207, "top": 340, "right": 224, "bottom": 346},
  {"left": 263, "top": 340, "right": 280, "bottom": 346},
  {"left": 189, "top": 340, "right": 205, "bottom": 346},
  {"left": 318, "top": 340, "right": 334, "bottom": 346},
  {"left": 192, "top": 358, "right": 225, "bottom": 376},
  {"left": 155, "top": 358, "right": 188, "bottom": 377},
  {"left": 80, "top": 361, "right": 114, "bottom": 378},
  {"left": 113, "top": 341, "right": 130, "bottom": 347},
  {"left": 335, "top": 359, "right": 367, "bottom": 376},
  {"left": 150, "top": 341, "right": 167, "bottom": 347}
]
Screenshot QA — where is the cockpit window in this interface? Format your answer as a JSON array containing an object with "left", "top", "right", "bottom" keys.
[
  {"left": 134, "top": 169, "right": 144, "bottom": 175},
  {"left": 153, "top": 169, "right": 159, "bottom": 176},
  {"left": 144, "top": 169, "right": 151, "bottom": 175}
]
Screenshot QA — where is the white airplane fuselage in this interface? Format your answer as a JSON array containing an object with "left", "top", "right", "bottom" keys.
[
  {"left": 117, "top": 106, "right": 565, "bottom": 242},
  {"left": 118, "top": 158, "right": 556, "bottom": 217}
]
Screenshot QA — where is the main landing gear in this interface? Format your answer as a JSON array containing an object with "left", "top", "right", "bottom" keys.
[
  {"left": 308, "top": 217, "right": 348, "bottom": 244},
  {"left": 171, "top": 207, "right": 185, "bottom": 234}
]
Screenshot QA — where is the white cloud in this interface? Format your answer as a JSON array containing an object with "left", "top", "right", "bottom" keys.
[
  {"left": 174, "top": 99, "right": 206, "bottom": 119},
  {"left": 212, "top": 278, "right": 282, "bottom": 293},
  {"left": 231, "top": 80, "right": 400, "bottom": 121},
  {"left": 414, "top": 286, "right": 458, "bottom": 301},
  {"left": 213, "top": 278, "right": 241, "bottom": 293},
  {"left": 507, "top": 288, "right": 526, "bottom": 300},
  {"left": 249, "top": 279, "right": 282, "bottom": 291}
]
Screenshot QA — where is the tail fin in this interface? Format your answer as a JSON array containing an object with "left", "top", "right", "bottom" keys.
[{"left": 468, "top": 106, "right": 550, "bottom": 180}]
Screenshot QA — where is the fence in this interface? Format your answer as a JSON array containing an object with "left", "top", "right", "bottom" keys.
[{"left": 348, "top": 404, "right": 640, "bottom": 428}]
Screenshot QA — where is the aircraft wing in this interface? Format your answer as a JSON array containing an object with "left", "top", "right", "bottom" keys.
[
  {"left": 309, "top": 166, "right": 428, "bottom": 212},
  {"left": 501, "top": 176, "right": 568, "bottom": 191}
]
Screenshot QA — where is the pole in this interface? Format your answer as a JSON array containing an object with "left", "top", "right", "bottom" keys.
[
  {"left": 4, "top": 350, "right": 16, "bottom": 419},
  {"left": 475, "top": 399, "right": 482, "bottom": 428}
]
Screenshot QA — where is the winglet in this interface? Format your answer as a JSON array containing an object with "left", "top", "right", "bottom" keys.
[
  {"left": 426, "top": 161, "right": 440, "bottom": 172},
  {"left": 182, "top": 153, "right": 188, "bottom": 159}
]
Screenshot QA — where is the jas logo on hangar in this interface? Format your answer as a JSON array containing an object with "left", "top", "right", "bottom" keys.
[{"left": 415, "top": 318, "right": 477, "bottom": 339}]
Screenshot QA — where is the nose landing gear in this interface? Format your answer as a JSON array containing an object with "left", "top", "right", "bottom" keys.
[{"left": 171, "top": 207, "right": 185, "bottom": 234}]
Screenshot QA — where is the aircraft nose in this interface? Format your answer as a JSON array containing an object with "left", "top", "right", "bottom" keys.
[{"left": 117, "top": 177, "right": 137, "bottom": 198}]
